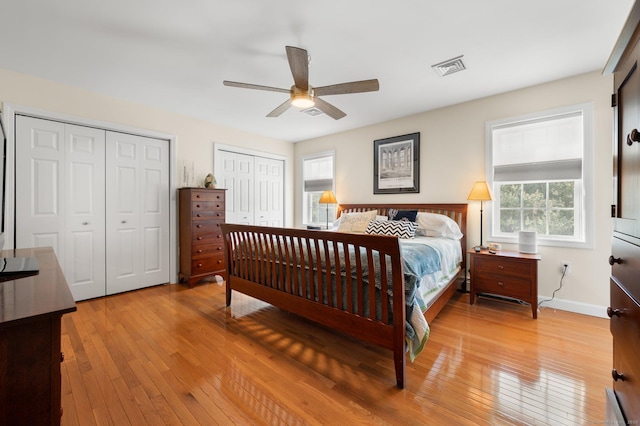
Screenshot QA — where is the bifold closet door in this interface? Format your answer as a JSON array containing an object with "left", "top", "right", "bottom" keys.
[
  {"left": 219, "top": 151, "right": 254, "bottom": 224},
  {"left": 15, "top": 116, "right": 107, "bottom": 300},
  {"left": 255, "top": 156, "right": 284, "bottom": 227},
  {"left": 105, "top": 131, "right": 170, "bottom": 294}
]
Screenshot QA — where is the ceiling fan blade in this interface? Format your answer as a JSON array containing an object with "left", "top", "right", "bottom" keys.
[
  {"left": 267, "top": 99, "right": 292, "bottom": 117},
  {"left": 286, "top": 46, "right": 309, "bottom": 91},
  {"left": 223, "top": 80, "right": 290, "bottom": 94},
  {"left": 314, "top": 79, "right": 380, "bottom": 96},
  {"left": 314, "top": 98, "right": 346, "bottom": 120}
]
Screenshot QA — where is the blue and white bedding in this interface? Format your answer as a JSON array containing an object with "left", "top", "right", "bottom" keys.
[{"left": 400, "top": 236, "right": 462, "bottom": 359}]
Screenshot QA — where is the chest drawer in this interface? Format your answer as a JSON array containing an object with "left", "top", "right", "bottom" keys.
[
  {"left": 191, "top": 201, "right": 225, "bottom": 220},
  {"left": 191, "top": 254, "right": 225, "bottom": 272},
  {"left": 611, "top": 236, "right": 640, "bottom": 301},
  {"left": 191, "top": 190, "right": 225, "bottom": 202},
  {"left": 473, "top": 255, "right": 533, "bottom": 279},
  {"left": 191, "top": 242, "right": 225, "bottom": 259}
]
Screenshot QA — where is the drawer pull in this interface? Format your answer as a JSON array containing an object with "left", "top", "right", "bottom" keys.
[
  {"left": 197, "top": 263, "right": 203, "bottom": 268},
  {"left": 612, "top": 369, "right": 625, "bottom": 382},
  {"left": 497, "top": 281, "right": 504, "bottom": 287},
  {"left": 196, "top": 214, "right": 201, "bottom": 217},
  {"left": 196, "top": 194, "right": 201, "bottom": 198},
  {"left": 217, "top": 247, "right": 222, "bottom": 251},
  {"left": 197, "top": 224, "right": 202, "bottom": 228},
  {"left": 196, "top": 204, "right": 201, "bottom": 208},
  {"left": 498, "top": 265, "right": 504, "bottom": 270},
  {"left": 626, "top": 128, "right": 640, "bottom": 146},
  {"left": 197, "top": 249, "right": 202, "bottom": 253},
  {"left": 60, "top": 352, "right": 65, "bottom": 363},
  {"left": 197, "top": 236, "right": 203, "bottom": 240},
  {"left": 608, "top": 255, "right": 623, "bottom": 265},
  {"left": 607, "top": 307, "right": 622, "bottom": 317}
]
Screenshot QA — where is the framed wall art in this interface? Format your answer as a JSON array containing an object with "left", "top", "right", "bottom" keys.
[{"left": 373, "top": 132, "right": 420, "bottom": 194}]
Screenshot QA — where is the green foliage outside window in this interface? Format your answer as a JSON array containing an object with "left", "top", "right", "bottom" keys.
[{"left": 499, "top": 181, "right": 575, "bottom": 237}]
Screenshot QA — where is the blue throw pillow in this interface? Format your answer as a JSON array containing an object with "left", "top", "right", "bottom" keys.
[{"left": 387, "top": 209, "right": 418, "bottom": 222}]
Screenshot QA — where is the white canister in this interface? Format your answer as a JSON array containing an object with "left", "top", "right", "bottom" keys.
[{"left": 518, "top": 231, "right": 537, "bottom": 254}]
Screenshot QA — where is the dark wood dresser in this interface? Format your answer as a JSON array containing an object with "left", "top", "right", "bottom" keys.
[
  {"left": 605, "top": 2, "right": 640, "bottom": 422},
  {"left": 0, "top": 247, "right": 77, "bottom": 426},
  {"left": 178, "top": 188, "right": 226, "bottom": 288}
]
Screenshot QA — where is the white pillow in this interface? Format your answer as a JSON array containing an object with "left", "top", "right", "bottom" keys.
[
  {"left": 366, "top": 220, "right": 418, "bottom": 239},
  {"left": 337, "top": 210, "right": 378, "bottom": 234},
  {"left": 416, "top": 212, "right": 463, "bottom": 239}
]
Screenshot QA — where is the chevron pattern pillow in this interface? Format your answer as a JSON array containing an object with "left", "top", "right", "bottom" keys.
[{"left": 366, "top": 220, "right": 418, "bottom": 239}]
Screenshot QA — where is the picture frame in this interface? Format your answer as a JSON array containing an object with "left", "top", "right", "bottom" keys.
[{"left": 373, "top": 132, "right": 420, "bottom": 194}]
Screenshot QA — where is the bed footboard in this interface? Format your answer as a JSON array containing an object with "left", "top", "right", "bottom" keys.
[{"left": 221, "top": 224, "right": 407, "bottom": 388}]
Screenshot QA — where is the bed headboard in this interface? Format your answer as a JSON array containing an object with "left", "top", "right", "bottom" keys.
[{"left": 336, "top": 203, "right": 468, "bottom": 275}]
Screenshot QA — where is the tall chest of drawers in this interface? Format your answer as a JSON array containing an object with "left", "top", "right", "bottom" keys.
[{"left": 178, "top": 188, "right": 226, "bottom": 288}]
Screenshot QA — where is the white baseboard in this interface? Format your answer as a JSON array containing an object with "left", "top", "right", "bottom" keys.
[{"left": 537, "top": 296, "right": 608, "bottom": 319}]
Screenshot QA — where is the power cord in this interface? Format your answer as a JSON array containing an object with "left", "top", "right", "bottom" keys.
[{"left": 538, "top": 264, "right": 567, "bottom": 307}]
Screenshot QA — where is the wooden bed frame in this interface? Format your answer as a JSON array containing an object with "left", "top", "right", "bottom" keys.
[{"left": 221, "top": 203, "right": 467, "bottom": 389}]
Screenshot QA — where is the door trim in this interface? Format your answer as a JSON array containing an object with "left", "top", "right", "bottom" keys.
[{"left": 2, "top": 103, "right": 178, "bottom": 284}]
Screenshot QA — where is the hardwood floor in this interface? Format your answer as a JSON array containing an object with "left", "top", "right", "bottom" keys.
[{"left": 60, "top": 282, "right": 611, "bottom": 425}]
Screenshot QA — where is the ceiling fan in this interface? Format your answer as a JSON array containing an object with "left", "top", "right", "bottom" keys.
[{"left": 223, "top": 46, "right": 379, "bottom": 120}]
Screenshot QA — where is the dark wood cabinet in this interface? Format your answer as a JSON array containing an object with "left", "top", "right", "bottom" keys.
[
  {"left": 469, "top": 249, "right": 540, "bottom": 318},
  {"left": 178, "top": 188, "right": 226, "bottom": 288},
  {"left": 606, "top": 2, "right": 640, "bottom": 422},
  {"left": 0, "top": 247, "right": 76, "bottom": 426}
]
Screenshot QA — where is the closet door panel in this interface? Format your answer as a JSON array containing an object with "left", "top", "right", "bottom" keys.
[
  {"left": 65, "top": 124, "right": 106, "bottom": 300},
  {"left": 16, "top": 117, "right": 65, "bottom": 255},
  {"left": 106, "top": 132, "right": 169, "bottom": 294}
]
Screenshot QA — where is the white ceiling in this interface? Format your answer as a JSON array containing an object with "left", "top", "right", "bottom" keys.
[{"left": 0, "top": 0, "right": 634, "bottom": 142}]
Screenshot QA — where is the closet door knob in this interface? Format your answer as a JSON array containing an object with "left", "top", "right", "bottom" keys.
[
  {"left": 121, "top": 220, "right": 127, "bottom": 224},
  {"left": 82, "top": 222, "right": 89, "bottom": 225}
]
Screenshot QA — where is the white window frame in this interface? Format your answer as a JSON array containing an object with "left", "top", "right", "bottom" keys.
[
  {"left": 485, "top": 103, "right": 594, "bottom": 249},
  {"left": 301, "top": 151, "right": 335, "bottom": 227}
]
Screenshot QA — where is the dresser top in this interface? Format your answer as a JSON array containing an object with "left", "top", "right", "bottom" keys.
[
  {"left": 469, "top": 249, "right": 541, "bottom": 261},
  {"left": 0, "top": 247, "right": 76, "bottom": 327}
]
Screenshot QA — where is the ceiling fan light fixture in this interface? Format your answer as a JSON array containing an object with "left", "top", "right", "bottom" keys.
[{"left": 291, "top": 93, "right": 315, "bottom": 108}]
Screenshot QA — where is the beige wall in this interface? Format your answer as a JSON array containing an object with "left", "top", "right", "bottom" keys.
[
  {"left": 0, "top": 68, "right": 295, "bottom": 226},
  {"left": 295, "top": 71, "right": 614, "bottom": 317}
]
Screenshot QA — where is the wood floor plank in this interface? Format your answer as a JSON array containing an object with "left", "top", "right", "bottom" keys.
[{"left": 60, "top": 282, "right": 613, "bottom": 425}]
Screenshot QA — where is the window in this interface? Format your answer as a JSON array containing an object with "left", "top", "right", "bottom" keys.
[
  {"left": 486, "top": 104, "right": 593, "bottom": 248},
  {"left": 302, "top": 152, "right": 335, "bottom": 226}
]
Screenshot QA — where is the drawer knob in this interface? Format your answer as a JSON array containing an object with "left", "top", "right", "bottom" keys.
[
  {"left": 196, "top": 194, "right": 201, "bottom": 198},
  {"left": 607, "top": 307, "right": 622, "bottom": 317},
  {"left": 197, "top": 263, "right": 202, "bottom": 268},
  {"left": 60, "top": 352, "right": 65, "bottom": 363},
  {"left": 626, "top": 128, "right": 640, "bottom": 146},
  {"left": 197, "top": 224, "right": 202, "bottom": 228},
  {"left": 196, "top": 204, "right": 200, "bottom": 208},
  {"left": 612, "top": 369, "right": 625, "bottom": 382},
  {"left": 497, "top": 281, "right": 504, "bottom": 287},
  {"left": 498, "top": 265, "right": 504, "bottom": 270},
  {"left": 217, "top": 247, "right": 222, "bottom": 251},
  {"left": 608, "top": 255, "right": 623, "bottom": 265},
  {"left": 197, "top": 249, "right": 202, "bottom": 253},
  {"left": 197, "top": 236, "right": 203, "bottom": 240}
]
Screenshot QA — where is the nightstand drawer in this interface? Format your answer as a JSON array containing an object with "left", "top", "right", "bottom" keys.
[
  {"left": 473, "top": 275, "right": 532, "bottom": 299},
  {"left": 473, "top": 255, "right": 533, "bottom": 279}
]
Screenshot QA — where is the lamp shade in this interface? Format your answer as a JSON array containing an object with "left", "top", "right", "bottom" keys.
[
  {"left": 467, "top": 181, "right": 492, "bottom": 201},
  {"left": 319, "top": 190, "right": 337, "bottom": 204}
]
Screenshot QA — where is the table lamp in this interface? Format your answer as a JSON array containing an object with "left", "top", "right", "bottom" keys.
[
  {"left": 319, "top": 190, "right": 337, "bottom": 229},
  {"left": 467, "top": 181, "right": 492, "bottom": 249}
]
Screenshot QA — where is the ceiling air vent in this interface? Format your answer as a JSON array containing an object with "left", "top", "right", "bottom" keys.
[
  {"left": 302, "top": 107, "right": 324, "bottom": 116},
  {"left": 431, "top": 55, "right": 466, "bottom": 77}
]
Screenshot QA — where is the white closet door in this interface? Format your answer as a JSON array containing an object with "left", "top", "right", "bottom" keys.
[
  {"left": 64, "top": 124, "right": 106, "bottom": 300},
  {"left": 267, "top": 158, "right": 284, "bottom": 227},
  {"left": 219, "top": 151, "right": 254, "bottom": 224},
  {"left": 255, "top": 157, "right": 284, "bottom": 227},
  {"left": 105, "top": 132, "right": 170, "bottom": 294},
  {"left": 15, "top": 116, "right": 107, "bottom": 301}
]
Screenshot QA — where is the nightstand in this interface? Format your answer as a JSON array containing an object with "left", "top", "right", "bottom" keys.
[{"left": 469, "top": 249, "right": 541, "bottom": 318}]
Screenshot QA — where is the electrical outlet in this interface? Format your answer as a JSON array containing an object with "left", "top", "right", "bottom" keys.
[{"left": 561, "top": 261, "right": 571, "bottom": 274}]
